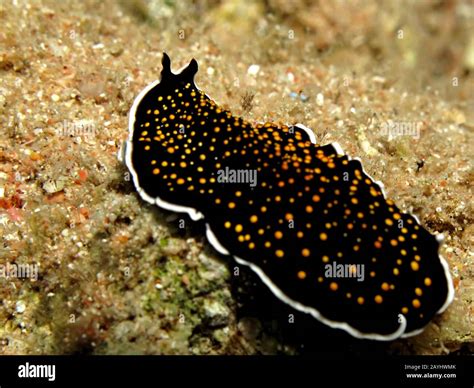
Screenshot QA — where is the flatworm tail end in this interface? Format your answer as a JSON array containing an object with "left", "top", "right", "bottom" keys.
[
  {"left": 401, "top": 249, "right": 455, "bottom": 338},
  {"left": 231, "top": 251, "right": 409, "bottom": 341}
]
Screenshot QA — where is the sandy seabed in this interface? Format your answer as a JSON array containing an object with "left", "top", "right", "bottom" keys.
[{"left": 0, "top": 0, "right": 472, "bottom": 355}]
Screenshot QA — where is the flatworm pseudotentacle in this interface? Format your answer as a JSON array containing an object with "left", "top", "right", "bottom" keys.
[{"left": 123, "top": 53, "right": 454, "bottom": 341}]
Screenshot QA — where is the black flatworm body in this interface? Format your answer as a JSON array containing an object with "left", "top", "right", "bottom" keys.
[{"left": 122, "top": 53, "right": 454, "bottom": 340}]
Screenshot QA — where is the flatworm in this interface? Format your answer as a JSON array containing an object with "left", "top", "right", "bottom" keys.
[{"left": 122, "top": 53, "right": 454, "bottom": 341}]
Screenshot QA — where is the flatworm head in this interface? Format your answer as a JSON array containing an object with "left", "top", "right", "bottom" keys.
[{"left": 124, "top": 53, "right": 454, "bottom": 340}]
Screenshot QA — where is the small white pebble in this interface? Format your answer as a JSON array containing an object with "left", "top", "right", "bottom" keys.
[
  {"left": 51, "top": 94, "right": 60, "bottom": 102},
  {"left": 0, "top": 187, "right": 4, "bottom": 198},
  {"left": 316, "top": 93, "right": 324, "bottom": 106},
  {"left": 287, "top": 72, "right": 295, "bottom": 82},
  {"left": 155, "top": 283, "right": 163, "bottom": 290},
  {"left": 350, "top": 107, "right": 357, "bottom": 114},
  {"left": 16, "top": 301, "right": 26, "bottom": 314},
  {"left": 206, "top": 67, "right": 215, "bottom": 76},
  {"left": 436, "top": 207, "right": 442, "bottom": 213},
  {"left": 247, "top": 64, "right": 260, "bottom": 76},
  {"left": 43, "top": 180, "right": 59, "bottom": 193},
  {"left": 372, "top": 76, "right": 386, "bottom": 84},
  {"left": 0, "top": 214, "right": 9, "bottom": 226}
]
